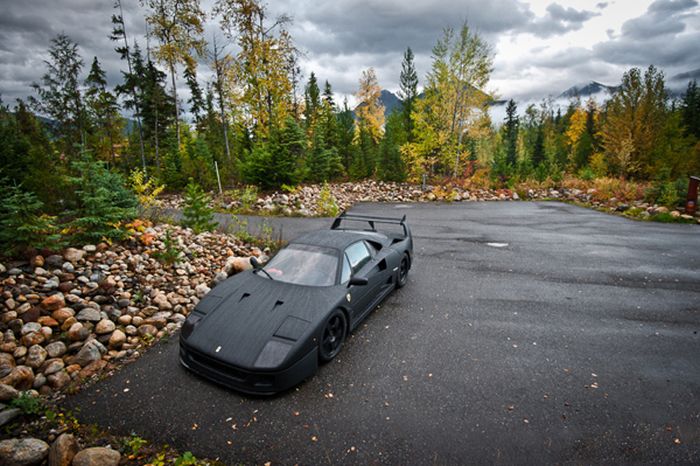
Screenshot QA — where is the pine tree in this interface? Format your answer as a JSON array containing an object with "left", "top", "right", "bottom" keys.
[
  {"left": 184, "top": 64, "right": 205, "bottom": 127},
  {"left": 85, "top": 57, "right": 123, "bottom": 165},
  {"left": 398, "top": 47, "right": 418, "bottom": 139},
  {"left": 377, "top": 111, "right": 407, "bottom": 181},
  {"left": 111, "top": 0, "right": 147, "bottom": 171},
  {"left": 30, "top": 34, "right": 86, "bottom": 157},
  {"left": 681, "top": 80, "right": 700, "bottom": 138},
  {"left": 337, "top": 98, "right": 355, "bottom": 173},
  {"left": 182, "top": 180, "right": 216, "bottom": 233},
  {"left": 503, "top": 99, "right": 519, "bottom": 167},
  {"left": 304, "top": 72, "right": 321, "bottom": 133}
]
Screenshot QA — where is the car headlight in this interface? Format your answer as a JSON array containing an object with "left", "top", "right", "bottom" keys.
[
  {"left": 181, "top": 313, "right": 203, "bottom": 340},
  {"left": 254, "top": 340, "right": 293, "bottom": 369}
]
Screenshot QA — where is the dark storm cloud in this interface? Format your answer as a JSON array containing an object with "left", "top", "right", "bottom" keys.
[
  {"left": 525, "top": 2, "right": 600, "bottom": 38},
  {"left": 596, "top": 2, "right": 608, "bottom": 9}
]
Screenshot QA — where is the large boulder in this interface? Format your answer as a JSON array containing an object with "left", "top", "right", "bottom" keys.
[
  {"left": 71, "top": 447, "right": 120, "bottom": 466},
  {"left": 0, "top": 437, "right": 49, "bottom": 466},
  {"left": 223, "top": 256, "right": 253, "bottom": 276},
  {"left": 63, "top": 248, "right": 85, "bottom": 264},
  {"left": 48, "top": 433, "right": 79, "bottom": 466}
]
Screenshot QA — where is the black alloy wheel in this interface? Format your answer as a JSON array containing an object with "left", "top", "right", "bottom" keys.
[
  {"left": 319, "top": 310, "right": 347, "bottom": 362},
  {"left": 397, "top": 255, "right": 409, "bottom": 288}
]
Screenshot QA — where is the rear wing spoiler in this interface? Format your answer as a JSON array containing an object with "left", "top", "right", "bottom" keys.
[{"left": 331, "top": 212, "right": 410, "bottom": 237}]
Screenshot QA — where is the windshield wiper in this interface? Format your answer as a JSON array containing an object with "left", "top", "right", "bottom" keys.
[{"left": 254, "top": 267, "right": 274, "bottom": 280}]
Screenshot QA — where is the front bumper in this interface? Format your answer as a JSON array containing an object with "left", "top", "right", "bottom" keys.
[{"left": 179, "top": 340, "right": 318, "bottom": 395}]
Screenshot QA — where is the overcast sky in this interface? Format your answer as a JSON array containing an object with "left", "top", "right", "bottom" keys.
[{"left": 1, "top": 0, "right": 699, "bottom": 112}]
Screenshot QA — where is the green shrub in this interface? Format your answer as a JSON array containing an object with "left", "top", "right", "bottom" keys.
[
  {"left": 317, "top": 182, "right": 340, "bottom": 217},
  {"left": 182, "top": 180, "right": 216, "bottom": 234},
  {"left": 577, "top": 166, "right": 596, "bottom": 181},
  {"left": 0, "top": 183, "right": 63, "bottom": 256},
  {"left": 152, "top": 229, "right": 182, "bottom": 265},
  {"left": 67, "top": 159, "right": 138, "bottom": 243},
  {"left": 10, "top": 392, "right": 44, "bottom": 415}
]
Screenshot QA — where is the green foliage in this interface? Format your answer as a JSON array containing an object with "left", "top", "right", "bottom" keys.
[
  {"left": 123, "top": 434, "right": 148, "bottom": 457},
  {"left": 0, "top": 183, "right": 63, "bottom": 256},
  {"left": 10, "top": 392, "right": 44, "bottom": 415},
  {"left": 174, "top": 451, "right": 198, "bottom": 466},
  {"left": 577, "top": 166, "right": 596, "bottom": 181},
  {"left": 181, "top": 180, "right": 216, "bottom": 233},
  {"left": 67, "top": 157, "right": 138, "bottom": 243},
  {"left": 317, "top": 183, "right": 340, "bottom": 217},
  {"left": 152, "top": 229, "right": 182, "bottom": 265}
]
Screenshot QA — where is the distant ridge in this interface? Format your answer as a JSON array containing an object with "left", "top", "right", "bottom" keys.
[{"left": 558, "top": 81, "right": 619, "bottom": 99}]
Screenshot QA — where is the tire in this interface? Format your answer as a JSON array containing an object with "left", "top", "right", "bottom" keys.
[
  {"left": 319, "top": 310, "right": 347, "bottom": 363},
  {"left": 396, "top": 254, "right": 410, "bottom": 288}
]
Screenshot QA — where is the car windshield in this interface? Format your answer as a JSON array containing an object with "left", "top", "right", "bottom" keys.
[{"left": 263, "top": 244, "right": 338, "bottom": 286}]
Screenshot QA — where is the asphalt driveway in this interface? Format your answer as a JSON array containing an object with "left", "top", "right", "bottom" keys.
[{"left": 66, "top": 202, "right": 700, "bottom": 464}]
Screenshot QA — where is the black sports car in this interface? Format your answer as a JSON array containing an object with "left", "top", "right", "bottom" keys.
[{"left": 179, "top": 212, "right": 413, "bottom": 394}]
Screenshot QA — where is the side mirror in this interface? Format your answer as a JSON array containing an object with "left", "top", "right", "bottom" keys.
[
  {"left": 249, "top": 256, "right": 260, "bottom": 268},
  {"left": 348, "top": 276, "right": 368, "bottom": 287}
]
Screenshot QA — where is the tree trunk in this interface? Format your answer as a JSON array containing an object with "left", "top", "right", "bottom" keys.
[{"left": 169, "top": 61, "right": 180, "bottom": 148}]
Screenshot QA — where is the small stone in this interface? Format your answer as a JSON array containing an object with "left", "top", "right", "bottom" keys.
[
  {"left": 71, "top": 340, "right": 106, "bottom": 367},
  {"left": 72, "top": 447, "right": 120, "bottom": 466},
  {"left": 0, "top": 408, "right": 21, "bottom": 427},
  {"left": 49, "top": 433, "right": 79, "bottom": 466},
  {"left": 62, "top": 262, "right": 75, "bottom": 273},
  {"left": 41, "top": 358, "right": 65, "bottom": 376},
  {"left": 656, "top": 206, "right": 669, "bottom": 214},
  {"left": 95, "top": 319, "right": 116, "bottom": 335},
  {"left": 67, "top": 323, "right": 89, "bottom": 342},
  {"left": 33, "top": 255, "right": 45, "bottom": 267},
  {"left": 61, "top": 316, "right": 78, "bottom": 332},
  {"left": 0, "top": 437, "right": 49, "bottom": 466},
  {"left": 108, "top": 330, "right": 126, "bottom": 349},
  {"left": 0, "top": 383, "right": 19, "bottom": 402},
  {"left": 152, "top": 294, "right": 172, "bottom": 310},
  {"left": 21, "top": 332, "right": 45, "bottom": 347},
  {"left": 25, "top": 345, "right": 47, "bottom": 369},
  {"left": 76, "top": 308, "right": 101, "bottom": 323},
  {"left": 33, "top": 373, "right": 46, "bottom": 389},
  {"left": 45, "top": 254, "right": 64, "bottom": 268},
  {"left": 51, "top": 308, "right": 74, "bottom": 323},
  {"left": 138, "top": 324, "right": 158, "bottom": 338},
  {"left": 681, "top": 214, "right": 694, "bottom": 220},
  {"left": 63, "top": 247, "right": 85, "bottom": 264},
  {"left": 47, "top": 370, "right": 71, "bottom": 389},
  {"left": 40, "top": 294, "right": 65, "bottom": 311},
  {"left": 82, "top": 244, "right": 97, "bottom": 253},
  {"left": 117, "top": 315, "right": 132, "bottom": 325},
  {"left": 195, "top": 283, "right": 211, "bottom": 298},
  {"left": 0, "top": 354, "right": 16, "bottom": 379},
  {"left": 224, "top": 256, "right": 253, "bottom": 276},
  {"left": 78, "top": 359, "right": 107, "bottom": 379},
  {"left": 21, "top": 322, "right": 42, "bottom": 336},
  {"left": 0, "top": 366, "right": 35, "bottom": 390}
]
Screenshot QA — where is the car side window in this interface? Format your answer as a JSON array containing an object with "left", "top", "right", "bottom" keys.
[
  {"left": 345, "top": 241, "right": 371, "bottom": 274},
  {"left": 340, "top": 254, "right": 352, "bottom": 284},
  {"left": 364, "top": 240, "right": 378, "bottom": 257}
]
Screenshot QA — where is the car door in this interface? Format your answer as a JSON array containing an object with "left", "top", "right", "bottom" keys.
[{"left": 344, "top": 241, "right": 382, "bottom": 322}]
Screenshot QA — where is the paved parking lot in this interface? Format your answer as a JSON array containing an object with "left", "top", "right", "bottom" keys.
[{"left": 67, "top": 202, "right": 700, "bottom": 464}]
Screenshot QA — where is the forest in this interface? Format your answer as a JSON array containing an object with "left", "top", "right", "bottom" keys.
[{"left": 1, "top": 0, "right": 700, "bottom": 256}]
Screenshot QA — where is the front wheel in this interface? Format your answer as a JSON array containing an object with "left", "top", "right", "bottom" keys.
[
  {"left": 319, "top": 310, "right": 347, "bottom": 362},
  {"left": 396, "top": 254, "right": 409, "bottom": 288}
]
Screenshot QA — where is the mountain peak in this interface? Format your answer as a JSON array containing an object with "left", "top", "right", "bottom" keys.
[{"left": 558, "top": 81, "right": 618, "bottom": 99}]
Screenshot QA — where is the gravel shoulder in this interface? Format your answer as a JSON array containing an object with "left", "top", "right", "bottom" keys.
[{"left": 65, "top": 202, "right": 700, "bottom": 464}]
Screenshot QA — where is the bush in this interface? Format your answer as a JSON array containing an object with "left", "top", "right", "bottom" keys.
[
  {"left": 67, "top": 159, "right": 138, "bottom": 243},
  {"left": 317, "top": 183, "right": 340, "bottom": 217},
  {"left": 0, "top": 183, "right": 63, "bottom": 257},
  {"left": 129, "top": 169, "right": 165, "bottom": 210},
  {"left": 181, "top": 180, "right": 216, "bottom": 234}
]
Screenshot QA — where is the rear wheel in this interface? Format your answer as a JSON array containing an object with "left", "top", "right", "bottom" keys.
[
  {"left": 397, "top": 254, "right": 410, "bottom": 288},
  {"left": 319, "top": 310, "right": 347, "bottom": 362}
]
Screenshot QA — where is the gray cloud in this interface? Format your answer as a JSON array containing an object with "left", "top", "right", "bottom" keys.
[
  {"left": 1, "top": 0, "right": 699, "bottom": 110},
  {"left": 524, "top": 2, "right": 600, "bottom": 38}
]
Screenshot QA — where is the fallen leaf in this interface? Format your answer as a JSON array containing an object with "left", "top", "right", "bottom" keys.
[
  {"left": 674, "top": 438, "right": 681, "bottom": 445},
  {"left": 293, "top": 411, "right": 300, "bottom": 416},
  {"left": 523, "top": 419, "right": 530, "bottom": 424},
  {"left": 507, "top": 405, "right": 515, "bottom": 411},
  {"left": 311, "top": 436, "right": 318, "bottom": 442},
  {"left": 192, "top": 423, "right": 198, "bottom": 430}
]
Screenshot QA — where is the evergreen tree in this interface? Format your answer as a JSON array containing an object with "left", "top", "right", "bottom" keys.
[
  {"left": 398, "top": 47, "right": 418, "bottom": 139},
  {"left": 184, "top": 64, "right": 205, "bottom": 127},
  {"left": 503, "top": 99, "right": 519, "bottom": 167},
  {"left": 337, "top": 98, "right": 355, "bottom": 173},
  {"left": 182, "top": 180, "right": 216, "bottom": 234},
  {"left": 30, "top": 34, "right": 86, "bottom": 157},
  {"left": 320, "top": 81, "right": 339, "bottom": 153},
  {"left": 681, "top": 80, "right": 700, "bottom": 139},
  {"left": 304, "top": 72, "right": 321, "bottom": 133},
  {"left": 85, "top": 57, "right": 123, "bottom": 165},
  {"left": 377, "top": 111, "right": 407, "bottom": 181}
]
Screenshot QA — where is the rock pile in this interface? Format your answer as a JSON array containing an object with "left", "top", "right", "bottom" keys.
[{"left": 0, "top": 224, "right": 264, "bottom": 396}]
